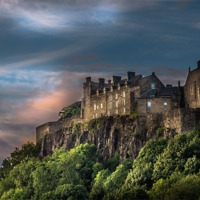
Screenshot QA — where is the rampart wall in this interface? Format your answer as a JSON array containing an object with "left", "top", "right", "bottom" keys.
[
  {"left": 36, "top": 108, "right": 200, "bottom": 144},
  {"left": 36, "top": 116, "right": 84, "bottom": 143}
]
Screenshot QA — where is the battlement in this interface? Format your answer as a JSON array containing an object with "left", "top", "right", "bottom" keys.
[
  {"left": 36, "top": 60, "right": 200, "bottom": 143},
  {"left": 81, "top": 71, "right": 168, "bottom": 120}
]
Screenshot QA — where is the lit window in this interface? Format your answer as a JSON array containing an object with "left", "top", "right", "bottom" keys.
[
  {"left": 123, "top": 91, "right": 126, "bottom": 97},
  {"left": 151, "top": 83, "right": 155, "bottom": 89},
  {"left": 123, "top": 107, "right": 126, "bottom": 113},
  {"left": 116, "top": 101, "right": 118, "bottom": 108},
  {"left": 96, "top": 113, "right": 98, "bottom": 118},
  {"left": 94, "top": 104, "right": 96, "bottom": 110},
  {"left": 101, "top": 103, "right": 103, "bottom": 108},
  {"left": 164, "top": 102, "right": 167, "bottom": 107},
  {"left": 108, "top": 111, "right": 110, "bottom": 116},
  {"left": 123, "top": 99, "right": 126, "bottom": 105},
  {"left": 116, "top": 109, "right": 118, "bottom": 114},
  {"left": 115, "top": 93, "right": 118, "bottom": 99},
  {"left": 147, "top": 101, "right": 151, "bottom": 109}
]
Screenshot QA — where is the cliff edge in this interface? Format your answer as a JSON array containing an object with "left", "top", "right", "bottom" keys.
[{"left": 36, "top": 108, "right": 200, "bottom": 161}]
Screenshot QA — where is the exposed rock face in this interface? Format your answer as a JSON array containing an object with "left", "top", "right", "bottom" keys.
[
  {"left": 39, "top": 115, "right": 172, "bottom": 161},
  {"left": 37, "top": 108, "right": 200, "bottom": 161}
]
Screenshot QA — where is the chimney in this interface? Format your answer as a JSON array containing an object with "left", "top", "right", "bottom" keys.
[
  {"left": 127, "top": 72, "right": 135, "bottom": 81},
  {"left": 99, "top": 78, "right": 105, "bottom": 84},
  {"left": 113, "top": 76, "right": 121, "bottom": 85},
  {"left": 152, "top": 72, "right": 155, "bottom": 76},
  {"left": 198, "top": 60, "right": 200, "bottom": 68},
  {"left": 86, "top": 77, "right": 91, "bottom": 83},
  {"left": 178, "top": 80, "right": 181, "bottom": 87}
]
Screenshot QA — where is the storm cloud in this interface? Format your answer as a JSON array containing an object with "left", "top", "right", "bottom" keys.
[{"left": 0, "top": 0, "right": 200, "bottom": 164}]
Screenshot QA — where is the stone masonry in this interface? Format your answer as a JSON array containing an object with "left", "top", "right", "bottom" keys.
[{"left": 36, "top": 60, "right": 200, "bottom": 144}]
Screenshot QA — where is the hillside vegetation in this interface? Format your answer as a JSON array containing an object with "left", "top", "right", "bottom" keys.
[
  {"left": 1, "top": 130, "right": 200, "bottom": 199},
  {"left": 59, "top": 101, "right": 81, "bottom": 119}
]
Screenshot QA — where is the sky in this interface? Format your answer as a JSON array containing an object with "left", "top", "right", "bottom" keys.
[{"left": 0, "top": 0, "right": 200, "bottom": 164}]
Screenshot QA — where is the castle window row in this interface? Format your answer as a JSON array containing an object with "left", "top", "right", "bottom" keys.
[
  {"left": 108, "top": 91, "right": 126, "bottom": 101},
  {"left": 146, "top": 101, "right": 168, "bottom": 111},
  {"left": 93, "top": 98, "right": 126, "bottom": 111},
  {"left": 94, "top": 103, "right": 104, "bottom": 111}
]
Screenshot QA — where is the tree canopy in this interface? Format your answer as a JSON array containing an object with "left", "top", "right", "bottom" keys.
[{"left": 1, "top": 130, "right": 200, "bottom": 199}]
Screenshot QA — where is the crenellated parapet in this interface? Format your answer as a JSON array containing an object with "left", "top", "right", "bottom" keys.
[{"left": 81, "top": 71, "right": 165, "bottom": 121}]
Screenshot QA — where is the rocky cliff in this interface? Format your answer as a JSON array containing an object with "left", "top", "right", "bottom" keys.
[
  {"left": 37, "top": 108, "right": 200, "bottom": 161},
  {"left": 38, "top": 114, "right": 176, "bottom": 161}
]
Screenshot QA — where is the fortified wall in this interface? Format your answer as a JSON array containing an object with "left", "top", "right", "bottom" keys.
[
  {"left": 36, "top": 108, "right": 200, "bottom": 160},
  {"left": 36, "top": 60, "right": 200, "bottom": 158},
  {"left": 36, "top": 116, "right": 84, "bottom": 144},
  {"left": 36, "top": 108, "right": 200, "bottom": 144}
]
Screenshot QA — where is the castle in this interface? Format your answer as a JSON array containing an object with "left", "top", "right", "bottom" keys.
[
  {"left": 80, "top": 60, "right": 200, "bottom": 121},
  {"left": 81, "top": 72, "right": 183, "bottom": 120},
  {"left": 36, "top": 60, "right": 200, "bottom": 143}
]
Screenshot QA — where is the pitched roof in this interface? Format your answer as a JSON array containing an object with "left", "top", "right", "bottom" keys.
[{"left": 139, "top": 87, "right": 182, "bottom": 99}]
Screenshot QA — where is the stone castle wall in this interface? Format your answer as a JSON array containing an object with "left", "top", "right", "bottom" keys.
[
  {"left": 36, "top": 108, "right": 200, "bottom": 144},
  {"left": 184, "top": 68, "right": 200, "bottom": 108},
  {"left": 137, "top": 98, "right": 173, "bottom": 114},
  {"left": 83, "top": 85, "right": 141, "bottom": 121},
  {"left": 36, "top": 116, "right": 84, "bottom": 143},
  {"left": 37, "top": 111, "right": 200, "bottom": 160},
  {"left": 82, "top": 72, "right": 165, "bottom": 121}
]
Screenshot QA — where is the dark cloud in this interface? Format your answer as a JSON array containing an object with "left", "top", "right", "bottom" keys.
[
  {"left": 0, "top": 0, "right": 200, "bottom": 166},
  {"left": 149, "top": 66, "right": 188, "bottom": 85},
  {"left": 0, "top": 0, "right": 160, "bottom": 11}
]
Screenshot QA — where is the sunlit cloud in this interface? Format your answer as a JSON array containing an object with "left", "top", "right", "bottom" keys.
[
  {"left": 0, "top": 0, "right": 163, "bottom": 33},
  {"left": 0, "top": 70, "right": 84, "bottom": 163},
  {"left": 18, "top": 10, "right": 69, "bottom": 30},
  {"left": 0, "top": 0, "right": 117, "bottom": 32}
]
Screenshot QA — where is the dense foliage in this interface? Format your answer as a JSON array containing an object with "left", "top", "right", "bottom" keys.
[
  {"left": 2, "top": 130, "right": 200, "bottom": 199},
  {"left": 59, "top": 101, "right": 81, "bottom": 119}
]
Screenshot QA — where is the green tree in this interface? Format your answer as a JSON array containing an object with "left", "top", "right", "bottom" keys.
[
  {"left": 166, "top": 174, "right": 200, "bottom": 200},
  {"left": 104, "top": 160, "right": 132, "bottom": 193},
  {"left": 32, "top": 143, "right": 97, "bottom": 199},
  {"left": 0, "top": 176, "right": 15, "bottom": 197},
  {"left": 0, "top": 142, "right": 40, "bottom": 179},
  {"left": 125, "top": 138, "right": 167, "bottom": 189},
  {"left": 149, "top": 173, "right": 183, "bottom": 200},
  {"left": 153, "top": 131, "right": 200, "bottom": 181},
  {"left": 41, "top": 184, "right": 87, "bottom": 200},
  {"left": 89, "top": 169, "right": 110, "bottom": 200},
  {"left": 103, "top": 187, "right": 149, "bottom": 200},
  {"left": 60, "top": 101, "right": 81, "bottom": 119},
  {"left": 104, "top": 152, "right": 120, "bottom": 172}
]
